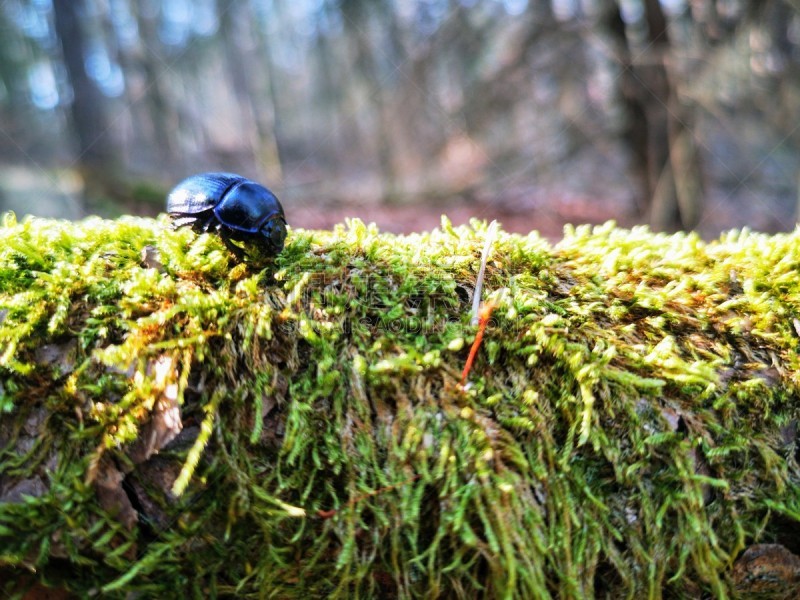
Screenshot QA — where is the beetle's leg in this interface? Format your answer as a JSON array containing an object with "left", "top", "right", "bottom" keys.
[
  {"left": 219, "top": 230, "right": 246, "bottom": 261},
  {"left": 191, "top": 213, "right": 216, "bottom": 234},
  {"left": 200, "top": 216, "right": 216, "bottom": 232},
  {"left": 170, "top": 216, "right": 197, "bottom": 230}
]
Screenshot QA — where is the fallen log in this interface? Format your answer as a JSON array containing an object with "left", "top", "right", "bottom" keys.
[{"left": 1, "top": 215, "right": 799, "bottom": 597}]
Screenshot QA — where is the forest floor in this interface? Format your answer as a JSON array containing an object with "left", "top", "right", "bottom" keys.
[
  {"left": 0, "top": 164, "right": 797, "bottom": 242},
  {"left": 290, "top": 187, "right": 798, "bottom": 242}
]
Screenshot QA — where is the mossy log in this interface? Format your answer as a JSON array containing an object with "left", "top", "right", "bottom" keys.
[{"left": 1, "top": 215, "right": 799, "bottom": 598}]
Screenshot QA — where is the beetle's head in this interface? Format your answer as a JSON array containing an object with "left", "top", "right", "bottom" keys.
[{"left": 260, "top": 218, "right": 287, "bottom": 254}]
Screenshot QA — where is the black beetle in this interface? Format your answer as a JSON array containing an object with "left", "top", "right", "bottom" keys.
[{"left": 167, "top": 172, "right": 287, "bottom": 259}]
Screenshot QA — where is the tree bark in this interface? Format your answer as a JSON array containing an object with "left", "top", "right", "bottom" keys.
[
  {"left": 339, "top": 0, "right": 399, "bottom": 201},
  {"left": 641, "top": 0, "right": 704, "bottom": 231},
  {"left": 220, "top": 0, "right": 283, "bottom": 184},
  {"left": 51, "top": 0, "right": 117, "bottom": 171},
  {"left": 601, "top": 0, "right": 704, "bottom": 231},
  {"left": 129, "top": 2, "right": 178, "bottom": 173},
  {"left": 599, "top": 0, "right": 651, "bottom": 215}
]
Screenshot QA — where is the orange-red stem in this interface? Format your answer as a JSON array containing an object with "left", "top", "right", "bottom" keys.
[{"left": 461, "top": 301, "right": 496, "bottom": 385}]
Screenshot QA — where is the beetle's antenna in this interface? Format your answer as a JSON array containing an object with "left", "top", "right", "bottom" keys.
[{"left": 472, "top": 220, "right": 498, "bottom": 326}]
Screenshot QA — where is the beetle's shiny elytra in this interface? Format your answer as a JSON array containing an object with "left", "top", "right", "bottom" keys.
[{"left": 167, "top": 172, "right": 287, "bottom": 259}]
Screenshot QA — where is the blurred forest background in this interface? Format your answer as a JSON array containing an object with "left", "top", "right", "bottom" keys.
[{"left": 0, "top": 0, "right": 798, "bottom": 238}]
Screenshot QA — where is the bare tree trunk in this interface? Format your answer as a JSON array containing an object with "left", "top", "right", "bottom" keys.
[
  {"left": 640, "top": 0, "right": 704, "bottom": 231},
  {"left": 601, "top": 0, "right": 704, "bottom": 231},
  {"left": 599, "top": 0, "right": 650, "bottom": 216},
  {"left": 129, "top": 2, "right": 178, "bottom": 174},
  {"left": 221, "top": 0, "right": 283, "bottom": 184},
  {"left": 312, "top": 23, "right": 347, "bottom": 175},
  {"left": 767, "top": 1, "right": 800, "bottom": 138},
  {"left": 52, "top": 0, "right": 118, "bottom": 173},
  {"left": 339, "top": 0, "right": 398, "bottom": 201},
  {"left": 251, "top": 11, "right": 285, "bottom": 185}
]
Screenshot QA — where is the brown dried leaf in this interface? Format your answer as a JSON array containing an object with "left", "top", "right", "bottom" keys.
[
  {"left": 94, "top": 457, "right": 137, "bottom": 531},
  {"left": 127, "top": 356, "right": 183, "bottom": 465}
]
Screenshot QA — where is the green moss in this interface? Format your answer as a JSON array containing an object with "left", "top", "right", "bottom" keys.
[{"left": 1, "top": 214, "right": 799, "bottom": 598}]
